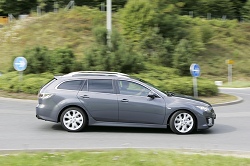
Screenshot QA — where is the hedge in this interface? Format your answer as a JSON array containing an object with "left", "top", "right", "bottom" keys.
[{"left": 0, "top": 71, "right": 218, "bottom": 96}]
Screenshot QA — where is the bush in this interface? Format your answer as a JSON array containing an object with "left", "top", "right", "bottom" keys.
[
  {"left": 0, "top": 72, "right": 22, "bottom": 92},
  {"left": 0, "top": 72, "right": 53, "bottom": 94},
  {"left": 14, "top": 46, "right": 79, "bottom": 75},
  {"left": 50, "top": 48, "right": 77, "bottom": 74},
  {"left": 84, "top": 27, "right": 144, "bottom": 73},
  {"left": 22, "top": 77, "right": 51, "bottom": 94},
  {"left": 1, "top": 69, "right": 218, "bottom": 96},
  {"left": 134, "top": 67, "right": 218, "bottom": 97},
  {"left": 173, "top": 39, "right": 194, "bottom": 76},
  {"left": 23, "top": 46, "right": 51, "bottom": 74}
]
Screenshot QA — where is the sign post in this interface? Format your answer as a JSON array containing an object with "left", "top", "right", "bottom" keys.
[
  {"left": 107, "top": 0, "right": 112, "bottom": 48},
  {"left": 190, "top": 63, "right": 200, "bottom": 98},
  {"left": 226, "top": 59, "right": 234, "bottom": 84},
  {"left": 13, "top": 57, "right": 27, "bottom": 81}
]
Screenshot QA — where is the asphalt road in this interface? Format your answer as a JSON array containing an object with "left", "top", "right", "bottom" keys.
[{"left": 0, "top": 88, "right": 249, "bottom": 152}]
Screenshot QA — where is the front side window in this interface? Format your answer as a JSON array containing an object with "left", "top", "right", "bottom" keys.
[
  {"left": 88, "top": 79, "right": 114, "bottom": 94},
  {"left": 118, "top": 80, "right": 150, "bottom": 97},
  {"left": 57, "top": 80, "right": 83, "bottom": 91}
]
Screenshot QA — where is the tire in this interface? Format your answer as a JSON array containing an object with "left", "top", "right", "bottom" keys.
[
  {"left": 169, "top": 110, "right": 196, "bottom": 134},
  {"left": 60, "top": 107, "right": 87, "bottom": 132}
]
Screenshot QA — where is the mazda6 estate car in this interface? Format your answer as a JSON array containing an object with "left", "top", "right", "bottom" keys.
[{"left": 36, "top": 71, "right": 216, "bottom": 134}]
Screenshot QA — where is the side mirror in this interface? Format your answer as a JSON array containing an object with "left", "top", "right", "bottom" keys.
[{"left": 147, "top": 91, "right": 158, "bottom": 99}]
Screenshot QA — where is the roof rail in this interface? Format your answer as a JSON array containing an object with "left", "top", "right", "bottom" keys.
[{"left": 63, "top": 71, "right": 129, "bottom": 77}]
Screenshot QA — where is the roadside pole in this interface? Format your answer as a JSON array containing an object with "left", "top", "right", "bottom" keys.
[
  {"left": 190, "top": 63, "right": 201, "bottom": 98},
  {"left": 107, "top": 0, "right": 112, "bottom": 48},
  {"left": 13, "top": 57, "right": 27, "bottom": 87},
  {"left": 226, "top": 59, "right": 234, "bottom": 84},
  {"left": 192, "top": 76, "right": 198, "bottom": 98}
]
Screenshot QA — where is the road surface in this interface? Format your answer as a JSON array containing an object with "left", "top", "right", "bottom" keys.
[{"left": 0, "top": 88, "right": 249, "bottom": 153}]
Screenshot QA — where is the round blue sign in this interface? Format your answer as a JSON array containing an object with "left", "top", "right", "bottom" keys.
[
  {"left": 190, "top": 63, "right": 200, "bottom": 77},
  {"left": 13, "top": 57, "right": 27, "bottom": 71}
]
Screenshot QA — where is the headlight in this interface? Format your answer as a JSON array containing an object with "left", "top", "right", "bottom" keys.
[{"left": 196, "top": 106, "right": 210, "bottom": 112}]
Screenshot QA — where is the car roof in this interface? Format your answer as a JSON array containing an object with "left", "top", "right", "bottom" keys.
[{"left": 59, "top": 71, "right": 131, "bottom": 79}]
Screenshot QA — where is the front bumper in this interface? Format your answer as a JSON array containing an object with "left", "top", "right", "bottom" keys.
[{"left": 197, "top": 109, "right": 216, "bottom": 130}]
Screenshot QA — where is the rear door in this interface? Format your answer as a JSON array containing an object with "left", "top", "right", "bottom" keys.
[{"left": 77, "top": 79, "right": 118, "bottom": 122}]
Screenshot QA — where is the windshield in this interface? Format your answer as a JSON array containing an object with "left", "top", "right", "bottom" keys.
[
  {"left": 139, "top": 79, "right": 158, "bottom": 89},
  {"left": 131, "top": 76, "right": 175, "bottom": 96},
  {"left": 130, "top": 76, "right": 158, "bottom": 88}
]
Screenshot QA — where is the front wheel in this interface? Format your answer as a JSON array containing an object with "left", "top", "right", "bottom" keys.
[
  {"left": 169, "top": 110, "right": 196, "bottom": 134},
  {"left": 60, "top": 107, "right": 87, "bottom": 132}
]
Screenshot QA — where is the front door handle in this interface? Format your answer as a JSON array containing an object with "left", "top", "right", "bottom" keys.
[
  {"left": 121, "top": 99, "right": 129, "bottom": 102},
  {"left": 80, "top": 95, "right": 89, "bottom": 99}
]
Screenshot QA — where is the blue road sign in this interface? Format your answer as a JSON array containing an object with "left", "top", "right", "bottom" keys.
[
  {"left": 13, "top": 57, "right": 27, "bottom": 71},
  {"left": 190, "top": 63, "right": 200, "bottom": 77}
]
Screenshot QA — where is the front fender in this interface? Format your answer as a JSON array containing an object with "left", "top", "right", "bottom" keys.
[{"left": 163, "top": 102, "right": 204, "bottom": 127}]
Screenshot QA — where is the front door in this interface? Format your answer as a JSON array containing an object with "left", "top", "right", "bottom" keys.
[{"left": 117, "top": 80, "right": 166, "bottom": 124}]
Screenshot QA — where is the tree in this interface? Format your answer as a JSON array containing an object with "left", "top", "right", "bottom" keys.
[
  {"left": 84, "top": 26, "right": 144, "bottom": 73},
  {"left": 173, "top": 39, "right": 194, "bottom": 76},
  {"left": 23, "top": 46, "right": 51, "bottom": 74},
  {"left": 241, "top": 0, "right": 250, "bottom": 21},
  {"left": 79, "top": 0, "right": 127, "bottom": 11},
  {"left": 195, "top": 0, "right": 235, "bottom": 19},
  {"left": 140, "top": 28, "right": 174, "bottom": 67},
  {"left": 120, "top": 0, "right": 158, "bottom": 45},
  {"left": 0, "top": 0, "right": 37, "bottom": 16},
  {"left": 50, "top": 47, "right": 76, "bottom": 74}
]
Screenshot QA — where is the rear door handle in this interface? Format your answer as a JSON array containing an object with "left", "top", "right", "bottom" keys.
[
  {"left": 121, "top": 99, "right": 129, "bottom": 102},
  {"left": 81, "top": 95, "right": 89, "bottom": 99}
]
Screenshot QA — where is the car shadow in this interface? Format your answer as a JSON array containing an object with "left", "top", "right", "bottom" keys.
[
  {"left": 194, "top": 124, "right": 236, "bottom": 135},
  {"left": 51, "top": 123, "right": 236, "bottom": 135},
  {"left": 51, "top": 124, "right": 65, "bottom": 131},
  {"left": 86, "top": 126, "right": 172, "bottom": 134},
  {"left": 51, "top": 124, "right": 172, "bottom": 134}
]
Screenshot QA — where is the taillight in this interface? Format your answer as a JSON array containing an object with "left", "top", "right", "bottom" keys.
[{"left": 38, "top": 93, "right": 53, "bottom": 99}]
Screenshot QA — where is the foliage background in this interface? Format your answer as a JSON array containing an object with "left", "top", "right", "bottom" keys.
[{"left": 1, "top": 0, "right": 250, "bottom": 96}]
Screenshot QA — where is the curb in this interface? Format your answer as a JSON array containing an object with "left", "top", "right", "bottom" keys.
[
  {"left": 0, "top": 97, "right": 36, "bottom": 103},
  {"left": 212, "top": 95, "right": 243, "bottom": 107}
]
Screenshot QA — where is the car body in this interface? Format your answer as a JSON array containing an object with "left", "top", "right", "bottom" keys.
[{"left": 36, "top": 71, "right": 216, "bottom": 134}]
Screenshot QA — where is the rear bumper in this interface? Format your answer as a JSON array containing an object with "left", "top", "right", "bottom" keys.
[
  {"left": 36, "top": 114, "right": 45, "bottom": 120},
  {"left": 36, "top": 104, "right": 57, "bottom": 122}
]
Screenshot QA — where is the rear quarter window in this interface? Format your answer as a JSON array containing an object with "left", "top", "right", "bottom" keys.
[
  {"left": 57, "top": 80, "right": 83, "bottom": 91},
  {"left": 40, "top": 78, "right": 57, "bottom": 91}
]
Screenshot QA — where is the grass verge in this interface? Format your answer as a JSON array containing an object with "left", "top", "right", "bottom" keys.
[
  {"left": 0, "top": 90, "right": 37, "bottom": 100},
  {"left": 199, "top": 93, "right": 238, "bottom": 105},
  {"left": 222, "top": 81, "right": 250, "bottom": 88},
  {"left": 0, "top": 149, "right": 250, "bottom": 166}
]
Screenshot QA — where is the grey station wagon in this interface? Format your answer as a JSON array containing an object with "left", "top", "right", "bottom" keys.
[{"left": 36, "top": 71, "right": 216, "bottom": 134}]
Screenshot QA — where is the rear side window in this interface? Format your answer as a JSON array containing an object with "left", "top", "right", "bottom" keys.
[
  {"left": 88, "top": 79, "right": 114, "bottom": 93},
  {"left": 57, "top": 80, "right": 83, "bottom": 91}
]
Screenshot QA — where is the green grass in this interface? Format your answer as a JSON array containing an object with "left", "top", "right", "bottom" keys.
[
  {"left": 0, "top": 7, "right": 105, "bottom": 72},
  {"left": 199, "top": 93, "right": 238, "bottom": 104},
  {"left": 0, "top": 7, "right": 250, "bottom": 82},
  {"left": 0, "top": 149, "right": 250, "bottom": 166},
  {"left": 222, "top": 81, "right": 250, "bottom": 88}
]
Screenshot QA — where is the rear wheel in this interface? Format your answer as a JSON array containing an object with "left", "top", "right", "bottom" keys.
[
  {"left": 60, "top": 107, "right": 87, "bottom": 132},
  {"left": 170, "top": 110, "right": 196, "bottom": 134}
]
